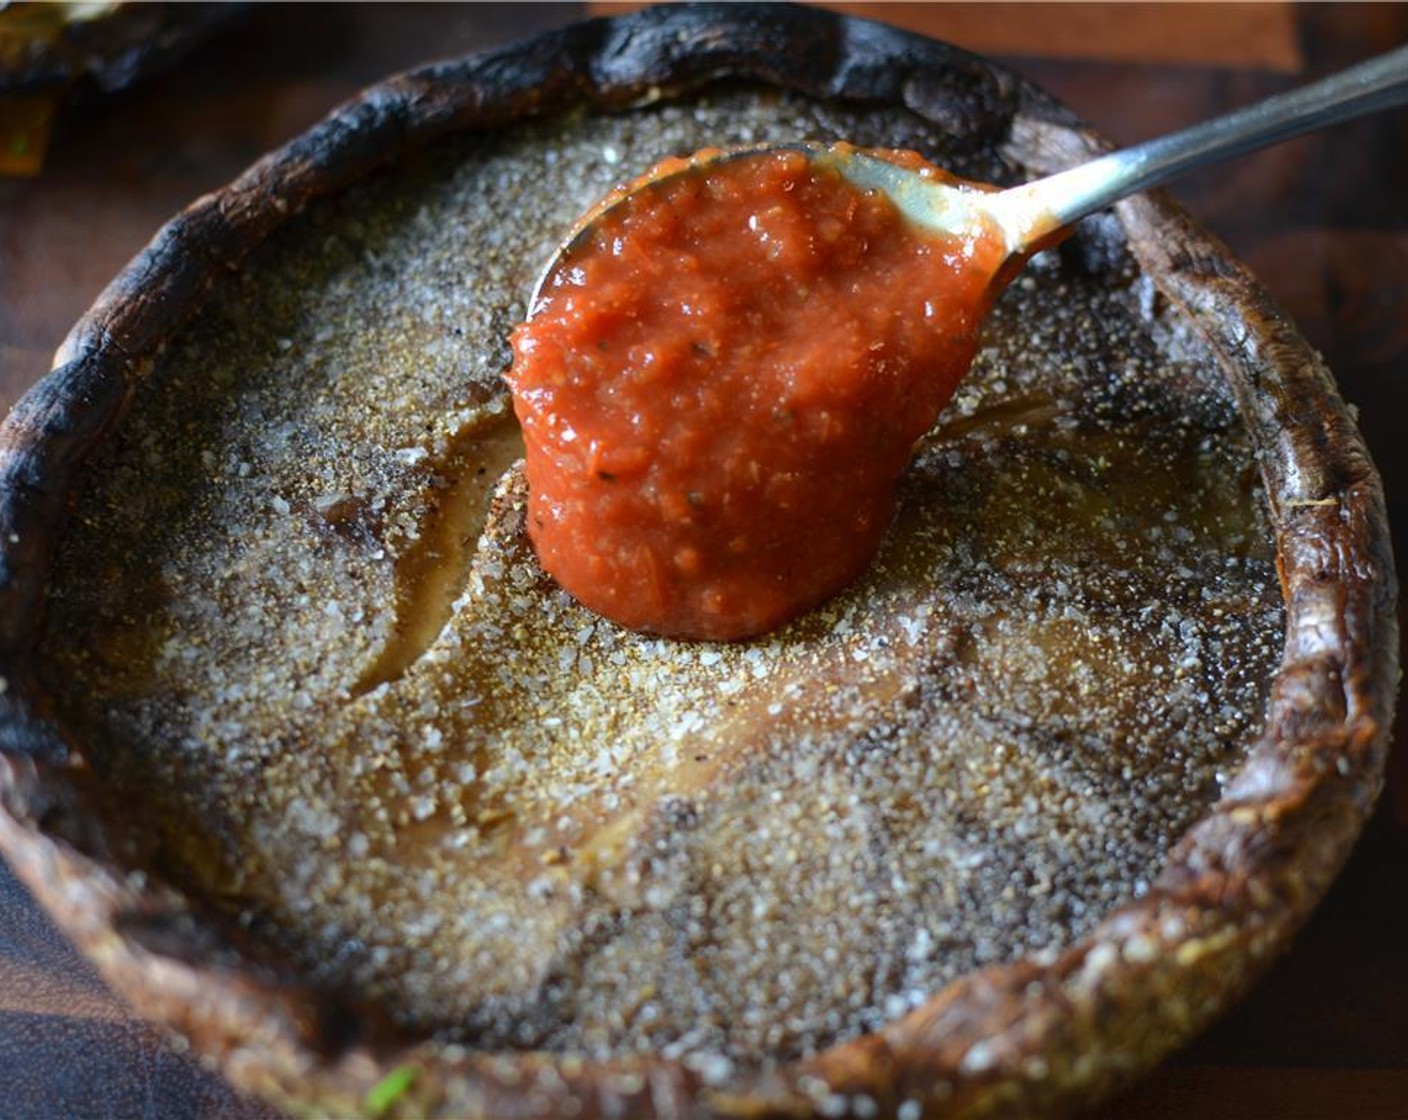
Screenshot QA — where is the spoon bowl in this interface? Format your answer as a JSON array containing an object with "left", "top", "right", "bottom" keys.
[{"left": 513, "top": 40, "right": 1408, "bottom": 642}]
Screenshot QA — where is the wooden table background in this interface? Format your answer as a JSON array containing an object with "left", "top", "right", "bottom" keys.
[{"left": 1, "top": 4, "right": 1405, "bottom": 1117}]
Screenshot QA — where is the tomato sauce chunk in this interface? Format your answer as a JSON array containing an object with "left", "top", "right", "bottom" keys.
[{"left": 507, "top": 147, "right": 1004, "bottom": 641}]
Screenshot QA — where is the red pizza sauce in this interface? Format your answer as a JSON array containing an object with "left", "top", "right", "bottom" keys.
[{"left": 506, "top": 147, "right": 1006, "bottom": 641}]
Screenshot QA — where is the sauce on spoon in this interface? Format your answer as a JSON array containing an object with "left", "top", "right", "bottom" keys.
[{"left": 506, "top": 146, "right": 1007, "bottom": 640}]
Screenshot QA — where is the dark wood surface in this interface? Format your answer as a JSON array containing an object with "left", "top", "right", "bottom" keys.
[{"left": 1, "top": 4, "right": 1404, "bottom": 1117}]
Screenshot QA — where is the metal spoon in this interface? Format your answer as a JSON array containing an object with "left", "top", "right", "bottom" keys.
[{"left": 532, "top": 43, "right": 1408, "bottom": 305}]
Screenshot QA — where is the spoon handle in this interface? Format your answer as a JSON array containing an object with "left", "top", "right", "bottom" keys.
[{"left": 998, "top": 44, "right": 1408, "bottom": 248}]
